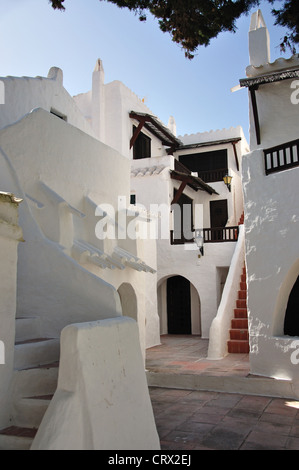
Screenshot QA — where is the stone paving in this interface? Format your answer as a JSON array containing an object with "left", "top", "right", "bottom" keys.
[{"left": 146, "top": 335, "right": 299, "bottom": 450}]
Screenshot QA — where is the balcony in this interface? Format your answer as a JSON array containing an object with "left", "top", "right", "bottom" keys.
[
  {"left": 203, "top": 226, "right": 239, "bottom": 243},
  {"left": 170, "top": 226, "right": 239, "bottom": 245},
  {"left": 264, "top": 139, "right": 299, "bottom": 175}
]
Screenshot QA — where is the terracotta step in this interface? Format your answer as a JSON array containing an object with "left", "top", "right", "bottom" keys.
[
  {"left": 230, "top": 329, "right": 249, "bottom": 340},
  {"left": 231, "top": 318, "right": 248, "bottom": 329},
  {"left": 236, "top": 299, "right": 247, "bottom": 308},
  {"left": 238, "top": 290, "right": 247, "bottom": 300},
  {"left": 0, "top": 426, "right": 37, "bottom": 450},
  {"left": 241, "top": 274, "right": 246, "bottom": 283},
  {"left": 228, "top": 340, "right": 250, "bottom": 354},
  {"left": 234, "top": 308, "right": 247, "bottom": 318},
  {"left": 0, "top": 426, "right": 37, "bottom": 438},
  {"left": 240, "top": 281, "right": 247, "bottom": 291}
]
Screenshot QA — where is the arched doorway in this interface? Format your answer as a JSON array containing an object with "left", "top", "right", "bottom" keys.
[
  {"left": 158, "top": 276, "right": 201, "bottom": 335},
  {"left": 284, "top": 275, "right": 299, "bottom": 336},
  {"left": 167, "top": 275, "right": 191, "bottom": 334},
  {"left": 117, "top": 283, "right": 138, "bottom": 322}
]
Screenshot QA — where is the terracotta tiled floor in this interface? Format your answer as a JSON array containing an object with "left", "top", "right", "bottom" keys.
[
  {"left": 146, "top": 335, "right": 299, "bottom": 450},
  {"left": 146, "top": 335, "right": 250, "bottom": 377}
]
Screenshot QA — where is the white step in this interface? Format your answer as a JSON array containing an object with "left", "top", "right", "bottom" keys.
[
  {"left": 12, "top": 363, "right": 59, "bottom": 398},
  {"left": 15, "top": 317, "right": 42, "bottom": 343},
  {"left": 14, "top": 338, "right": 60, "bottom": 370},
  {"left": 11, "top": 396, "right": 52, "bottom": 428}
]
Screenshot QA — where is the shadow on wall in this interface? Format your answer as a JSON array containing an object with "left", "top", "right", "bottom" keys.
[
  {"left": 117, "top": 283, "right": 138, "bottom": 322},
  {"left": 273, "top": 259, "right": 299, "bottom": 336}
]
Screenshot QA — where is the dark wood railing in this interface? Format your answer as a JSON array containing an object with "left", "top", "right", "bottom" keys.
[
  {"left": 175, "top": 160, "right": 227, "bottom": 183},
  {"left": 264, "top": 139, "right": 299, "bottom": 175},
  {"left": 203, "top": 226, "right": 239, "bottom": 243},
  {"left": 197, "top": 168, "right": 227, "bottom": 183},
  {"left": 170, "top": 230, "right": 194, "bottom": 245},
  {"left": 170, "top": 226, "right": 239, "bottom": 245}
]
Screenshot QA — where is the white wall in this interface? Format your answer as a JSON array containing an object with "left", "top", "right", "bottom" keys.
[
  {"left": 74, "top": 62, "right": 172, "bottom": 160},
  {"left": 0, "top": 193, "right": 23, "bottom": 428},
  {"left": 243, "top": 147, "right": 299, "bottom": 382},
  {"left": 0, "top": 68, "right": 95, "bottom": 138},
  {"left": 131, "top": 155, "right": 238, "bottom": 338},
  {"left": 0, "top": 109, "right": 159, "bottom": 351},
  {"left": 241, "top": 11, "right": 299, "bottom": 387}
]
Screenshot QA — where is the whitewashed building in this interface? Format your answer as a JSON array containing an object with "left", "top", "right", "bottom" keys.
[
  {"left": 0, "top": 66, "right": 159, "bottom": 449},
  {"left": 240, "top": 10, "right": 299, "bottom": 387},
  {"left": 75, "top": 62, "right": 249, "bottom": 354}
]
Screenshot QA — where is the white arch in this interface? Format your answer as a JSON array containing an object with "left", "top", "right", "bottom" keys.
[{"left": 117, "top": 282, "right": 138, "bottom": 322}]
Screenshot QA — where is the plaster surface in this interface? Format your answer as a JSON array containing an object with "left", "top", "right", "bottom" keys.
[{"left": 31, "top": 317, "right": 160, "bottom": 450}]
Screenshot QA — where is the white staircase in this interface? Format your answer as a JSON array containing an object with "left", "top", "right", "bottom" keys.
[{"left": 0, "top": 317, "right": 59, "bottom": 450}]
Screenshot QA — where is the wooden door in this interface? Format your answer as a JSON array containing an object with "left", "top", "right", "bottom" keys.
[
  {"left": 167, "top": 276, "right": 191, "bottom": 334},
  {"left": 210, "top": 200, "right": 228, "bottom": 241}
]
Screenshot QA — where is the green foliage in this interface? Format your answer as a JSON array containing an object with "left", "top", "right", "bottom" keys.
[{"left": 49, "top": 0, "right": 298, "bottom": 58}]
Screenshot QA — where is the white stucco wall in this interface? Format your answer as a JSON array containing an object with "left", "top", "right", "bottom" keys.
[
  {"left": 74, "top": 62, "right": 172, "bottom": 160},
  {"left": 0, "top": 194, "right": 23, "bottom": 428},
  {"left": 0, "top": 68, "right": 95, "bottom": 138},
  {"left": 243, "top": 148, "right": 299, "bottom": 383},
  {"left": 241, "top": 12, "right": 299, "bottom": 387},
  {"left": 0, "top": 109, "right": 159, "bottom": 350},
  {"left": 31, "top": 317, "right": 160, "bottom": 450},
  {"left": 131, "top": 155, "right": 239, "bottom": 338},
  {"left": 247, "top": 71, "right": 299, "bottom": 151}
]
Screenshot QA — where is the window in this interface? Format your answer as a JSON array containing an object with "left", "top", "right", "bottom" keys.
[
  {"left": 130, "top": 194, "right": 136, "bottom": 205},
  {"left": 50, "top": 108, "right": 67, "bottom": 122},
  {"left": 179, "top": 149, "right": 228, "bottom": 182},
  {"left": 133, "top": 126, "right": 151, "bottom": 159},
  {"left": 171, "top": 190, "right": 194, "bottom": 245}
]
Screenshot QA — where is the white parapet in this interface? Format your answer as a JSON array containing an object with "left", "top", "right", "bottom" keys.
[{"left": 31, "top": 317, "right": 160, "bottom": 450}]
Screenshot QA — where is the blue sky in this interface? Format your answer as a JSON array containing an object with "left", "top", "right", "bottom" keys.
[{"left": 0, "top": 0, "right": 293, "bottom": 141}]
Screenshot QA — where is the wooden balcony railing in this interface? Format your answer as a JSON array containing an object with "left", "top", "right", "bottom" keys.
[
  {"left": 197, "top": 168, "right": 228, "bottom": 183},
  {"left": 170, "top": 226, "right": 239, "bottom": 245},
  {"left": 203, "top": 226, "right": 239, "bottom": 243},
  {"left": 175, "top": 160, "right": 228, "bottom": 183},
  {"left": 170, "top": 230, "right": 194, "bottom": 245},
  {"left": 264, "top": 139, "right": 299, "bottom": 175}
]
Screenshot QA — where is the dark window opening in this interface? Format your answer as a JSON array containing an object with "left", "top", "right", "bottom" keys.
[
  {"left": 130, "top": 194, "right": 136, "bottom": 205},
  {"left": 284, "top": 276, "right": 299, "bottom": 336},
  {"left": 179, "top": 149, "right": 228, "bottom": 182},
  {"left": 171, "top": 190, "right": 194, "bottom": 245},
  {"left": 133, "top": 126, "right": 151, "bottom": 159},
  {"left": 50, "top": 108, "right": 67, "bottom": 121}
]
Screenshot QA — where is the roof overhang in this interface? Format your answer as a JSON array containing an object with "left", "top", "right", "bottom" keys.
[
  {"left": 170, "top": 170, "right": 218, "bottom": 196},
  {"left": 177, "top": 137, "right": 241, "bottom": 151},
  {"left": 130, "top": 111, "right": 182, "bottom": 152},
  {"left": 239, "top": 68, "right": 299, "bottom": 88},
  {"left": 239, "top": 67, "right": 299, "bottom": 146}
]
